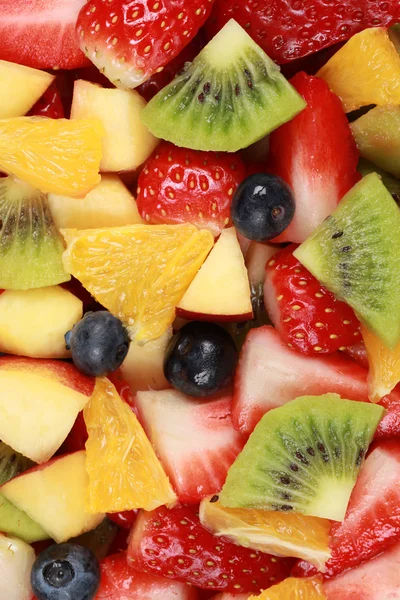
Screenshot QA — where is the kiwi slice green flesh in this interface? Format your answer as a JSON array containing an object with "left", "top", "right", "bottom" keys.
[
  {"left": 0, "top": 176, "right": 70, "bottom": 290},
  {"left": 357, "top": 159, "right": 400, "bottom": 202},
  {"left": 142, "top": 19, "right": 306, "bottom": 152},
  {"left": 351, "top": 106, "right": 400, "bottom": 178},
  {"left": 219, "top": 394, "right": 383, "bottom": 521},
  {"left": 294, "top": 173, "right": 400, "bottom": 349}
]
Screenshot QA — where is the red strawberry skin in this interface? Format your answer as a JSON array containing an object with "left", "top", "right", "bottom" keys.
[
  {"left": 0, "top": 0, "right": 89, "bottom": 70},
  {"left": 76, "top": 0, "right": 214, "bottom": 89},
  {"left": 293, "top": 439, "right": 400, "bottom": 580},
  {"left": 268, "top": 73, "right": 359, "bottom": 243},
  {"left": 206, "top": 0, "right": 400, "bottom": 64},
  {"left": 128, "top": 504, "right": 293, "bottom": 594},
  {"left": 28, "top": 81, "right": 65, "bottom": 119},
  {"left": 136, "top": 143, "right": 245, "bottom": 236},
  {"left": 232, "top": 325, "right": 400, "bottom": 440},
  {"left": 264, "top": 244, "right": 360, "bottom": 355}
]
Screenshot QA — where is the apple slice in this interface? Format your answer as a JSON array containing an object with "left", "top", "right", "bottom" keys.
[
  {"left": 1, "top": 451, "right": 104, "bottom": 543},
  {"left": 0, "top": 60, "right": 54, "bottom": 119},
  {"left": 71, "top": 80, "right": 159, "bottom": 172},
  {"left": 176, "top": 227, "right": 253, "bottom": 322},
  {"left": 49, "top": 174, "right": 143, "bottom": 229},
  {"left": 0, "top": 286, "right": 82, "bottom": 359},
  {"left": 120, "top": 329, "right": 171, "bottom": 394},
  {"left": 0, "top": 357, "right": 95, "bottom": 463},
  {"left": 0, "top": 534, "right": 35, "bottom": 600}
]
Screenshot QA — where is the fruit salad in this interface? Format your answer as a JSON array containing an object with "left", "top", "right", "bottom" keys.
[{"left": 0, "top": 1, "right": 400, "bottom": 599}]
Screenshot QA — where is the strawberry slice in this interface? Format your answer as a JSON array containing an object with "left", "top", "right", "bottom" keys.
[
  {"left": 28, "top": 81, "right": 65, "bottom": 119},
  {"left": 136, "top": 143, "right": 245, "bottom": 236},
  {"left": 96, "top": 552, "right": 197, "bottom": 600},
  {"left": 205, "top": 0, "right": 400, "bottom": 64},
  {"left": 264, "top": 244, "right": 360, "bottom": 354},
  {"left": 268, "top": 73, "right": 359, "bottom": 243},
  {"left": 232, "top": 325, "right": 400, "bottom": 439},
  {"left": 135, "top": 389, "right": 245, "bottom": 504},
  {"left": 127, "top": 504, "right": 293, "bottom": 593},
  {"left": 76, "top": 0, "right": 214, "bottom": 89},
  {"left": 293, "top": 439, "right": 400, "bottom": 580},
  {"left": 0, "top": 0, "right": 89, "bottom": 70}
]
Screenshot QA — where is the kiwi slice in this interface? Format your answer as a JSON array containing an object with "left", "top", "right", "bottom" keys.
[
  {"left": 219, "top": 394, "right": 383, "bottom": 521},
  {"left": 142, "top": 19, "right": 306, "bottom": 152},
  {"left": 0, "top": 441, "right": 49, "bottom": 542},
  {"left": 0, "top": 176, "right": 70, "bottom": 290},
  {"left": 358, "top": 159, "right": 400, "bottom": 203},
  {"left": 294, "top": 173, "right": 400, "bottom": 349},
  {"left": 351, "top": 105, "right": 400, "bottom": 178}
]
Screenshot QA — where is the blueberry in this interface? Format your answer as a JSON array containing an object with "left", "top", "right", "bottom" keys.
[
  {"left": 31, "top": 543, "right": 100, "bottom": 600},
  {"left": 164, "top": 322, "right": 238, "bottom": 397},
  {"left": 67, "top": 311, "right": 130, "bottom": 377},
  {"left": 231, "top": 173, "right": 295, "bottom": 242}
]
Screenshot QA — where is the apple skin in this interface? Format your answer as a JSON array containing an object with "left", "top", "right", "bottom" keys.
[{"left": 175, "top": 307, "right": 253, "bottom": 322}]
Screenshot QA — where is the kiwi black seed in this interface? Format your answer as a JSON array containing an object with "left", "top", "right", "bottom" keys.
[
  {"left": 0, "top": 176, "right": 70, "bottom": 290},
  {"left": 142, "top": 19, "right": 306, "bottom": 152},
  {"left": 219, "top": 394, "right": 383, "bottom": 521},
  {"left": 294, "top": 173, "right": 400, "bottom": 349}
]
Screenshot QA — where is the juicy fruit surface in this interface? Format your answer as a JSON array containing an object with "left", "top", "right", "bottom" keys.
[
  {"left": 84, "top": 378, "right": 176, "bottom": 513},
  {"left": 220, "top": 394, "right": 383, "bottom": 521},
  {"left": 62, "top": 224, "right": 214, "bottom": 343},
  {"left": 0, "top": 60, "right": 54, "bottom": 119},
  {"left": 0, "top": 117, "right": 103, "bottom": 197},
  {"left": 362, "top": 325, "right": 400, "bottom": 402},
  {"left": 0, "top": 534, "right": 35, "bottom": 600},
  {"left": 200, "top": 497, "right": 331, "bottom": 570},
  {"left": 264, "top": 245, "right": 360, "bottom": 355},
  {"left": 142, "top": 20, "right": 307, "bottom": 152},
  {"left": 294, "top": 173, "right": 400, "bottom": 349},
  {"left": 249, "top": 577, "right": 326, "bottom": 599},
  {"left": 317, "top": 27, "right": 400, "bottom": 112},
  {"left": 206, "top": 0, "right": 400, "bottom": 64},
  {"left": 268, "top": 72, "right": 360, "bottom": 244},
  {"left": 128, "top": 503, "right": 293, "bottom": 594}
]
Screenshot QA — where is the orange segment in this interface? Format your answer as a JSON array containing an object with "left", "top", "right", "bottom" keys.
[
  {"left": 0, "top": 117, "right": 103, "bottom": 197},
  {"left": 249, "top": 577, "right": 326, "bottom": 599},
  {"left": 362, "top": 324, "right": 400, "bottom": 402},
  {"left": 84, "top": 377, "right": 177, "bottom": 513},
  {"left": 62, "top": 224, "right": 214, "bottom": 343},
  {"left": 317, "top": 28, "right": 400, "bottom": 112},
  {"left": 199, "top": 498, "right": 331, "bottom": 571}
]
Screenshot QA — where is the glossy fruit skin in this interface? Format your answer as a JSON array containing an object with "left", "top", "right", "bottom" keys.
[
  {"left": 28, "top": 81, "right": 65, "bottom": 119},
  {"left": 164, "top": 322, "right": 238, "bottom": 398},
  {"left": 68, "top": 311, "right": 130, "bottom": 377},
  {"left": 231, "top": 173, "right": 295, "bottom": 242},
  {"left": 31, "top": 543, "right": 100, "bottom": 600}
]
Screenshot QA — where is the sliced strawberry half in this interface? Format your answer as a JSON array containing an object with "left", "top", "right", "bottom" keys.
[
  {"left": 128, "top": 504, "right": 293, "bottom": 594},
  {"left": 233, "top": 325, "right": 400, "bottom": 439},
  {"left": 268, "top": 73, "right": 359, "bottom": 243},
  {"left": 0, "top": 0, "right": 89, "bottom": 70},
  {"left": 293, "top": 439, "right": 400, "bottom": 580},
  {"left": 135, "top": 389, "right": 246, "bottom": 504}
]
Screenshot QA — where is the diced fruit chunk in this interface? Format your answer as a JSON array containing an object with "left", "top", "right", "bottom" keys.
[
  {"left": 71, "top": 80, "right": 159, "bottom": 172},
  {"left": 362, "top": 325, "right": 400, "bottom": 402},
  {"left": 0, "top": 117, "right": 103, "bottom": 196},
  {"left": 200, "top": 497, "right": 330, "bottom": 570},
  {"left": 61, "top": 224, "right": 214, "bottom": 343},
  {"left": 120, "top": 329, "right": 171, "bottom": 394},
  {"left": 177, "top": 228, "right": 253, "bottom": 322},
  {"left": 0, "top": 534, "right": 35, "bottom": 600},
  {"left": 317, "top": 28, "right": 400, "bottom": 112},
  {"left": 49, "top": 175, "right": 143, "bottom": 229},
  {"left": 0, "top": 356, "right": 94, "bottom": 463},
  {"left": 0, "top": 60, "right": 54, "bottom": 118},
  {"left": 84, "top": 378, "right": 176, "bottom": 513},
  {"left": 135, "top": 389, "right": 245, "bottom": 504},
  {"left": 0, "top": 286, "right": 82, "bottom": 358},
  {"left": 1, "top": 452, "right": 104, "bottom": 542},
  {"left": 249, "top": 577, "right": 326, "bottom": 599}
]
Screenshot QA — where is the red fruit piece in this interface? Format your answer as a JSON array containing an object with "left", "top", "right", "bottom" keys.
[
  {"left": 268, "top": 73, "right": 359, "bottom": 243},
  {"left": 136, "top": 143, "right": 245, "bottom": 236},
  {"left": 232, "top": 325, "right": 400, "bottom": 439},
  {"left": 96, "top": 552, "right": 197, "bottom": 600},
  {"left": 128, "top": 504, "right": 293, "bottom": 594},
  {"left": 205, "top": 0, "right": 400, "bottom": 64},
  {"left": 135, "top": 389, "right": 245, "bottom": 504},
  {"left": 28, "top": 81, "right": 65, "bottom": 119},
  {"left": 264, "top": 244, "right": 360, "bottom": 354},
  {"left": 76, "top": 0, "right": 214, "bottom": 89},
  {"left": 0, "top": 0, "right": 89, "bottom": 70},
  {"left": 107, "top": 510, "right": 138, "bottom": 530}
]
